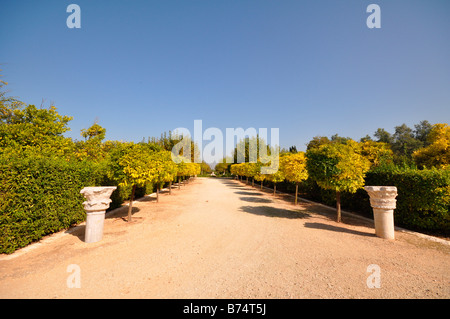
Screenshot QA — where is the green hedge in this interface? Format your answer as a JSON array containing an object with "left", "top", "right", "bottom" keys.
[
  {"left": 0, "top": 152, "right": 163, "bottom": 254},
  {"left": 0, "top": 154, "right": 103, "bottom": 254},
  {"left": 363, "top": 168, "right": 450, "bottom": 235}
]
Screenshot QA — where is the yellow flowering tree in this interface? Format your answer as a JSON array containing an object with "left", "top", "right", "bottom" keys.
[
  {"left": 413, "top": 123, "right": 450, "bottom": 169},
  {"left": 118, "top": 144, "right": 155, "bottom": 222},
  {"left": 151, "top": 150, "right": 178, "bottom": 201},
  {"left": 280, "top": 152, "right": 308, "bottom": 205},
  {"left": 306, "top": 141, "right": 370, "bottom": 222}
]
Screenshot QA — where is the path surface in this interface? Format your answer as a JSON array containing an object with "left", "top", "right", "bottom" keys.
[{"left": 0, "top": 177, "right": 449, "bottom": 298}]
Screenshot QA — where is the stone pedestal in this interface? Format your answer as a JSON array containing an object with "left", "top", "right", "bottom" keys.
[
  {"left": 364, "top": 186, "right": 397, "bottom": 240},
  {"left": 80, "top": 186, "right": 117, "bottom": 243}
]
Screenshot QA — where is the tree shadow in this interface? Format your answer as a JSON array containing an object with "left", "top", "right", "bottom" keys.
[
  {"left": 239, "top": 196, "right": 273, "bottom": 203},
  {"left": 304, "top": 222, "right": 375, "bottom": 237},
  {"left": 137, "top": 195, "right": 157, "bottom": 202},
  {"left": 65, "top": 206, "right": 142, "bottom": 242},
  {"left": 219, "top": 180, "right": 248, "bottom": 188},
  {"left": 240, "top": 205, "right": 311, "bottom": 219},
  {"left": 234, "top": 191, "right": 263, "bottom": 196},
  {"left": 106, "top": 206, "right": 141, "bottom": 220}
]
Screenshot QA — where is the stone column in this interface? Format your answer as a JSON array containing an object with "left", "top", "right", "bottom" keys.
[
  {"left": 80, "top": 186, "right": 117, "bottom": 243},
  {"left": 364, "top": 186, "right": 398, "bottom": 240}
]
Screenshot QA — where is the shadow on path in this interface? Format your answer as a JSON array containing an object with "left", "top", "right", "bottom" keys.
[
  {"left": 239, "top": 197, "right": 273, "bottom": 203},
  {"left": 240, "top": 205, "right": 311, "bottom": 219},
  {"left": 304, "top": 222, "right": 375, "bottom": 237},
  {"left": 234, "top": 191, "right": 263, "bottom": 196}
]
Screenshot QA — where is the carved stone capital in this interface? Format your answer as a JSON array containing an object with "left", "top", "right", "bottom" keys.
[
  {"left": 364, "top": 186, "right": 398, "bottom": 210},
  {"left": 80, "top": 186, "right": 117, "bottom": 212}
]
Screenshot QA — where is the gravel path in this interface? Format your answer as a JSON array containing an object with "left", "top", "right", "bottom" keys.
[{"left": 0, "top": 177, "right": 449, "bottom": 298}]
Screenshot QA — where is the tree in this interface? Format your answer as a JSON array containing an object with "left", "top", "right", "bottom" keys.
[
  {"left": 392, "top": 124, "right": 423, "bottom": 160},
  {"left": 374, "top": 128, "right": 393, "bottom": 144},
  {"left": 280, "top": 152, "right": 308, "bottom": 205},
  {"left": 150, "top": 150, "right": 178, "bottom": 200},
  {"left": 214, "top": 160, "right": 231, "bottom": 175},
  {"left": 176, "top": 161, "right": 188, "bottom": 189},
  {"left": 117, "top": 144, "right": 154, "bottom": 222},
  {"left": 232, "top": 135, "right": 269, "bottom": 164},
  {"left": 253, "top": 161, "right": 266, "bottom": 189},
  {"left": 288, "top": 145, "right": 298, "bottom": 153},
  {"left": 357, "top": 140, "right": 393, "bottom": 168},
  {"left": 414, "top": 120, "right": 432, "bottom": 146},
  {"left": 75, "top": 122, "right": 107, "bottom": 162},
  {"left": 413, "top": 123, "right": 450, "bottom": 169},
  {"left": 306, "top": 142, "right": 371, "bottom": 222},
  {"left": 200, "top": 161, "right": 212, "bottom": 175},
  {"left": 264, "top": 156, "right": 285, "bottom": 195},
  {"left": 81, "top": 122, "right": 106, "bottom": 142},
  {"left": 0, "top": 74, "right": 25, "bottom": 124},
  {"left": 306, "top": 136, "right": 331, "bottom": 150}
]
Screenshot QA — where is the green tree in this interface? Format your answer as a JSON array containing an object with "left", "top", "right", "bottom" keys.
[
  {"left": 392, "top": 124, "right": 423, "bottom": 162},
  {"left": 306, "top": 136, "right": 331, "bottom": 150},
  {"left": 414, "top": 120, "right": 433, "bottom": 146},
  {"left": 374, "top": 128, "right": 393, "bottom": 144},
  {"left": 306, "top": 142, "right": 371, "bottom": 222}
]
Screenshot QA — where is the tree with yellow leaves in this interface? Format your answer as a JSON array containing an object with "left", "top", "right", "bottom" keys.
[
  {"left": 151, "top": 149, "right": 178, "bottom": 201},
  {"left": 118, "top": 144, "right": 155, "bottom": 222},
  {"left": 306, "top": 141, "right": 371, "bottom": 222},
  {"left": 413, "top": 123, "right": 450, "bottom": 169},
  {"left": 280, "top": 152, "right": 308, "bottom": 205}
]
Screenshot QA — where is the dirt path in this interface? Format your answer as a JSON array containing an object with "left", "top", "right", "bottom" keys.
[{"left": 0, "top": 177, "right": 449, "bottom": 298}]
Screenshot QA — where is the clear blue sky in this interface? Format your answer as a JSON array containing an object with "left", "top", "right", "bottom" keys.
[{"left": 1, "top": 0, "right": 449, "bottom": 153}]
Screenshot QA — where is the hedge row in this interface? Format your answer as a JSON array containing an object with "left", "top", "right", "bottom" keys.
[
  {"left": 363, "top": 169, "right": 450, "bottom": 235},
  {"left": 273, "top": 168, "right": 450, "bottom": 237},
  {"left": 0, "top": 154, "right": 150, "bottom": 254}
]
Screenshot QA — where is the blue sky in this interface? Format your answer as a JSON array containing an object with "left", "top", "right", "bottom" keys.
[{"left": 1, "top": 0, "right": 449, "bottom": 154}]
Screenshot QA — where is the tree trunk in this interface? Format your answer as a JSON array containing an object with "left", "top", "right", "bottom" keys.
[
  {"left": 127, "top": 184, "right": 136, "bottom": 222},
  {"left": 295, "top": 183, "right": 298, "bottom": 205},
  {"left": 273, "top": 184, "right": 276, "bottom": 195},
  {"left": 261, "top": 180, "right": 263, "bottom": 190},
  {"left": 178, "top": 176, "right": 181, "bottom": 189},
  {"left": 336, "top": 191, "right": 341, "bottom": 223},
  {"left": 252, "top": 179, "right": 254, "bottom": 187},
  {"left": 169, "top": 181, "right": 172, "bottom": 195},
  {"left": 156, "top": 185, "right": 159, "bottom": 203}
]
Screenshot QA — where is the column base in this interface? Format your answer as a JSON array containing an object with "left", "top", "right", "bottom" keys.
[
  {"left": 85, "top": 210, "right": 106, "bottom": 243},
  {"left": 373, "top": 209, "right": 395, "bottom": 240}
]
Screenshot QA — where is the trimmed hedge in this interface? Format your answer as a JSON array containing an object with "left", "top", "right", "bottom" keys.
[
  {"left": 363, "top": 169, "right": 450, "bottom": 235},
  {"left": 0, "top": 152, "right": 162, "bottom": 254},
  {"left": 0, "top": 154, "right": 103, "bottom": 254}
]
